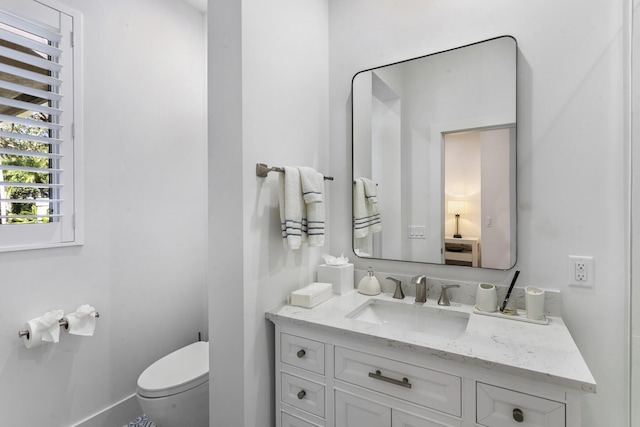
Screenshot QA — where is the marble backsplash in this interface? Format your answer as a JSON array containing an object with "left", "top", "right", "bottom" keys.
[{"left": 352, "top": 270, "right": 562, "bottom": 317}]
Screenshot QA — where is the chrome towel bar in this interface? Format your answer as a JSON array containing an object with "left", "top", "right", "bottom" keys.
[{"left": 256, "top": 163, "right": 334, "bottom": 181}]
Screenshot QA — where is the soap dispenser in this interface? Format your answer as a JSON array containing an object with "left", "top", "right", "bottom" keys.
[{"left": 358, "top": 267, "right": 381, "bottom": 296}]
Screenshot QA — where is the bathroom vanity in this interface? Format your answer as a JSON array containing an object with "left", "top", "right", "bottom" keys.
[{"left": 266, "top": 292, "right": 595, "bottom": 427}]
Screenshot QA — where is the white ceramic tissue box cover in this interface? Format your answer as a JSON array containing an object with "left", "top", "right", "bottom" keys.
[{"left": 317, "top": 263, "right": 354, "bottom": 294}]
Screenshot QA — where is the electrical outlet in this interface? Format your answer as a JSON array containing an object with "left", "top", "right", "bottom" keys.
[
  {"left": 575, "top": 261, "right": 586, "bottom": 281},
  {"left": 569, "top": 255, "right": 594, "bottom": 287}
]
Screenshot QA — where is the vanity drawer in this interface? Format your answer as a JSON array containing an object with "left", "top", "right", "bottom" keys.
[
  {"left": 281, "top": 411, "right": 322, "bottom": 427},
  {"left": 281, "top": 372, "right": 325, "bottom": 418},
  {"left": 281, "top": 333, "right": 325, "bottom": 375},
  {"left": 334, "top": 346, "right": 461, "bottom": 417},
  {"left": 476, "top": 383, "right": 565, "bottom": 427}
]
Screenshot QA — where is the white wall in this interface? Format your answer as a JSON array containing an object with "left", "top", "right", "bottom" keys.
[
  {"left": 481, "top": 128, "right": 516, "bottom": 269},
  {"left": 630, "top": 0, "right": 639, "bottom": 423},
  {"left": 372, "top": 76, "right": 402, "bottom": 259},
  {"left": 6, "top": 1, "right": 629, "bottom": 426},
  {"left": 208, "top": 0, "right": 329, "bottom": 425},
  {"left": 0, "top": 0, "right": 207, "bottom": 425},
  {"left": 329, "top": 1, "right": 629, "bottom": 426}
]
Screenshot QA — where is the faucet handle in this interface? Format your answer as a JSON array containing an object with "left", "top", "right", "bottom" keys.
[
  {"left": 387, "top": 277, "right": 404, "bottom": 299},
  {"left": 438, "top": 284, "right": 460, "bottom": 306}
]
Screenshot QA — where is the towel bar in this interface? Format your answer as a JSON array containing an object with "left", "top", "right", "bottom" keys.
[
  {"left": 256, "top": 163, "right": 334, "bottom": 181},
  {"left": 18, "top": 312, "right": 100, "bottom": 339}
]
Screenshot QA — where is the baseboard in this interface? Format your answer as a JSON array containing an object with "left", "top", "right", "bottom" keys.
[{"left": 70, "top": 394, "right": 142, "bottom": 427}]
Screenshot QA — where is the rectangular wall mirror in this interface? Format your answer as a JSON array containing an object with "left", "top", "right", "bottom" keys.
[{"left": 352, "top": 36, "right": 517, "bottom": 269}]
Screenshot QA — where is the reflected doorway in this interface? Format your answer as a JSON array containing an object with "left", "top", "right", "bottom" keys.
[{"left": 443, "top": 127, "right": 515, "bottom": 269}]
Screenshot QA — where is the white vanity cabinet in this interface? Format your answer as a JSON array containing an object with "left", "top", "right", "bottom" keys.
[
  {"left": 335, "top": 389, "right": 454, "bottom": 427},
  {"left": 334, "top": 347, "right": 461, "bottom": 420},
  {"left": 334, "top": 390, "right": 391, "bottom": 427},
  {"left": 278, "top": 332, "right": 327, "bottom": 427},
  {"left": 475, "top": 383, "right": 565, "bottom": 427},
  {"left": 272, "top": 323, "right": 582, "bottom": 427}
]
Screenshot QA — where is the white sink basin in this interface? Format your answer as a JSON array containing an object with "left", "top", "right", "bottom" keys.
[{"left": 346, "top": 299, "right": 469, "bottom": 338}]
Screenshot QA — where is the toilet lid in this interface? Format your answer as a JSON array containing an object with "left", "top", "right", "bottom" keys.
[{"left": 137, "top": 341, "right": 209, "bottom": 398}]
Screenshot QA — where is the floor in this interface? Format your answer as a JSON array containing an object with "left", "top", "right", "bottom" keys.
[{"left": 125, "top": 415, "right": 157, "bottom": 427}]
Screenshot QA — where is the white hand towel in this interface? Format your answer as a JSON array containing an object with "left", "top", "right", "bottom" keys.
[
  {"left": 306, "top": 202, "right": 325, "bottom": 247},
  {"left": 298, "top": 167, "right": 324, "bottom": 204},
  {"left": 369, "top": 203, "right": 382, "bottom": 234},
  {"left": 64, "top": 304, "right": 97, "bottom": 336},
  {"left": 353, "top": 179, "right": 368, "bottom": 238},
  {"left": 361, "top": 177, "right": 378, "bottom": 205},
  {"left": 353, "top": 178, "right": 381, "bottom": 238},
  {"left": 281, "top": 166, "right": 305, "bottom": 250},
  {"left": 298, "top": 167, "right": 325, "bottom": 247},
  {"left": 37, "top": 309, "right": 64, "bottom": 343},
  {"left": 278, "top": 173, "right": 288, "bottom": 247}
]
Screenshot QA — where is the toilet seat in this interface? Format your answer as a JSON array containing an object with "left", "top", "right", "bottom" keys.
[{"left": 137, "top": 341, "right": 209, "bottom": 399}]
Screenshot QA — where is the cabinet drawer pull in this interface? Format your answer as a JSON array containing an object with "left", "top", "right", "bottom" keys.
[
  {"left": 368, "top": 370, "right": 412, "bottom": 389},
  {"left": 297, "top": 390, "right": 306, "bottom": 400},
  {"left": 296, "top": 349, "right": 306, "bottom": 358},
  {"left": 513, "top": 408, "right": 524, "bottom": 422}
]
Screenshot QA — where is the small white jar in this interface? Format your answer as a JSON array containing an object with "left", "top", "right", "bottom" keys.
[{"left": 476, "top": 283, "right": 498, "bottom": 312}]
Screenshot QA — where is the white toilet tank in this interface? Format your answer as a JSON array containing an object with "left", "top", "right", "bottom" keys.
[{"left": 137, "top": 341, "right": 209, "bottom": 427}]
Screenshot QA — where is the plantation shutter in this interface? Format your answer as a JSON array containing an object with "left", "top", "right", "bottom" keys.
[
  {"left": 0, "top": 2, "right": 81, "bottom": 252},
  {"left": 0, "top": 9, "right": 64, "bottom": 224}
]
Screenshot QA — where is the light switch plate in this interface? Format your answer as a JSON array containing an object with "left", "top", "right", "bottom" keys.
[{"left": 408, "top": 225, "right": 426, "bottom": 239}]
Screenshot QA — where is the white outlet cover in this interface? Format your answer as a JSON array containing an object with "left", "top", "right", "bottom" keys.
[{"left": 568, "top": 255, "right": 594, "bottom": 287}]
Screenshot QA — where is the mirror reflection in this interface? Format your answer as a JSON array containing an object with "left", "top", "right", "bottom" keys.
[{"left": 352, "top": 36, "right": 517, "bottom": 269}]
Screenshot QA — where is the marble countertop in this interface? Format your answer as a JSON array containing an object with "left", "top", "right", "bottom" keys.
[{"left": 266, "top": 291, "right": 596, "bottom": 393}]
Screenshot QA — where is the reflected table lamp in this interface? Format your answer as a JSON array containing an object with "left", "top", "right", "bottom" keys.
[{"left": 448, "top": 200, "right": 467, "bottom": 238}]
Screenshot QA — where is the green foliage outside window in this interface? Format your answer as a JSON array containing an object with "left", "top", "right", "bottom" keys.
[{"left": 0, "top": 112, "right": 51, "bottom": 224}]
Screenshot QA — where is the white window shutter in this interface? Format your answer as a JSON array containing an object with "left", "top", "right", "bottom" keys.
[{"left": 0, "top": 3, "right": 82, "bottom": 251}]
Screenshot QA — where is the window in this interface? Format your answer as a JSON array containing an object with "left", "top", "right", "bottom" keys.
[{"left": 0, "top": 1, "right": 82, "bottom": 251}]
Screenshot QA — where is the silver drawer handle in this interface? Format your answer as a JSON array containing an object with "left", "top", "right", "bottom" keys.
[
  {"left": 513, "top": 408, "right": 524, "bottom": 422},
  {"left": 297, "top": 349, "right": 306, "bottom": 358},
  {"left": 297, "top": 390, "right": 306, "bottom": 400},
  {"left": 368, "top": 370, "right": 412, "bottom": 389}
]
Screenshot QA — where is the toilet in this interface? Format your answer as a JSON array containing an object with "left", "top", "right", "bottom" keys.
[{"left": 136, "top": 341, "right": 209, "bottom": 427}]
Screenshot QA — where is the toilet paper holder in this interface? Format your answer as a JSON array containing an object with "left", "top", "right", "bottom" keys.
[{"left": 18, "top": 312, "right": 100, "bottom": 339}]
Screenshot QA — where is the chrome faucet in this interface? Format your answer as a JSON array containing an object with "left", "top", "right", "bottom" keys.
[
  {"left": 438, "top": 284, "right": 460, "bottom": 306},
  {"left": 411, "top": 275, "right": 427, "bottom": 303}
]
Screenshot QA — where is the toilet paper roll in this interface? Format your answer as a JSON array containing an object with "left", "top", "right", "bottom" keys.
[
  {"left": 64, "top": 305, "right": 97, "bottom": 336},
  {"left": 39, "top": 309, "right": 64, "bottom": 343},
  {"left": 22, "top": 319, "right": 45, "bottom": 349}
]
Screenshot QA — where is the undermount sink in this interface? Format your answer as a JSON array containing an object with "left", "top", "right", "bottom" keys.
[{"left": 346, "top": 299, "right": 470, "bottom": 338}]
